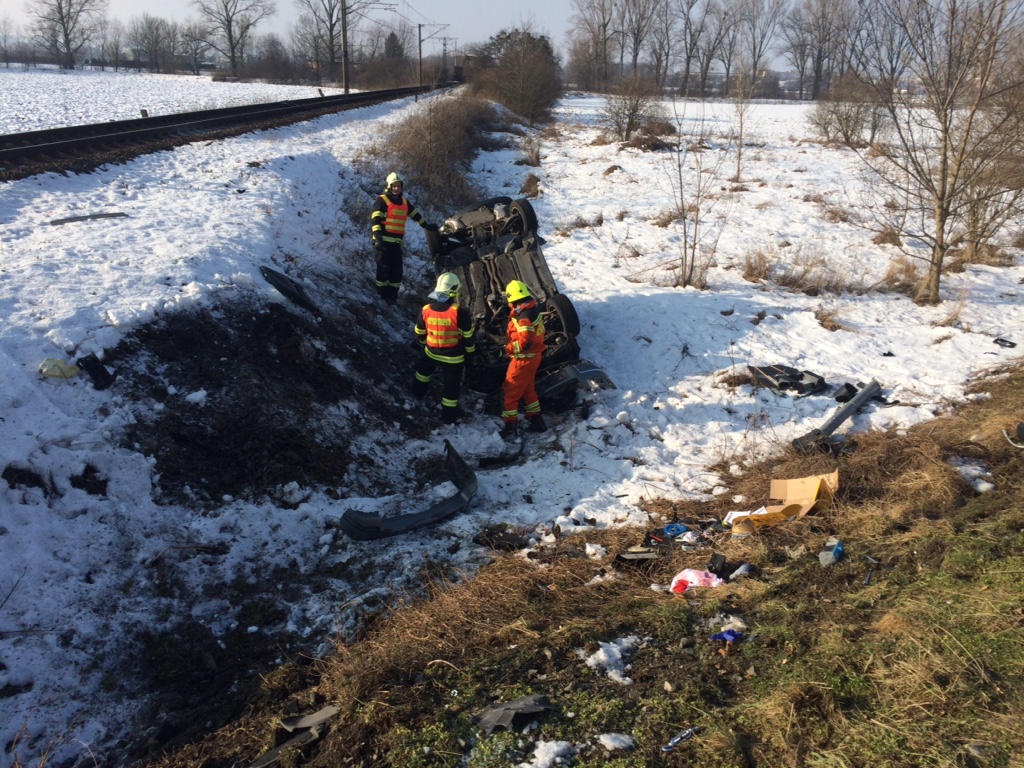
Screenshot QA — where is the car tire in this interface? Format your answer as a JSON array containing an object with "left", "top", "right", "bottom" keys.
[
  {"left": 507, "top": 199, "right": 538, "bottom": 237},
  {"left": 547, "top": 293, "right": 581, "bottom": 337}
]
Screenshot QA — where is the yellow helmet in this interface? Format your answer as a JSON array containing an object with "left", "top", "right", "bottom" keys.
[
  {"left": 505, "top": 280, "right": 531, "bottom": 303},
  {"left": 385, "top": 171, "right": 404, "bottom": 189}
]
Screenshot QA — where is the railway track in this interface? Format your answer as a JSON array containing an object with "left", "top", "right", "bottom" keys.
[{"left": 0, "top": 85, "right": 432, "bottom": 181}]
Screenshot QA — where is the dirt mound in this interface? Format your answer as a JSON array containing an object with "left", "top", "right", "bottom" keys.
[{"left": 109, "top": 290, "right": 433, "bottom": 507}]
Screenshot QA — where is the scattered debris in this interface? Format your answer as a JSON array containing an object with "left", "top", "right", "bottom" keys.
[
  {"left": 49, "top": 212, "right": 128, "bottom": 226},
  {"left": 338, "top": 440, "right": 478, "bottom": 540},
  {"left": 260, "top": 265, "right": 320, "bottom": 316},
  {"left": 38, "top": 357, "right": 79, "bottom": 380},
  {"left": 725, "top": 470, "right": 839, "bottom": 530},
  {"left": 248, "top": 705, "right": 339, "bottom": 767},
  {"left": 661, "top": 726, "right": 701, "bottom": 752},
  {"left": 818, "top": 536, "right": 844, "bottom": 567},
  {"left": 993, "top": 337, "right": 1016, "bottom": 348},
  {"left": 474, "top": 695, "right": 555, "bottom": 735},
  {"left": 1003, "top": 422, "right": 1024, "bottom": 449},
  {"left": 748, "top": 363, "right": 826, "bottom": 397},
  {"left": 76, "top": 353, "right": 117, "bottom": 390},
  {"left": 792, "top": 380, "right": 881, "bottom": 454},
  {"left": 670, "top": 568, "right": 724, "bottom": 593}
]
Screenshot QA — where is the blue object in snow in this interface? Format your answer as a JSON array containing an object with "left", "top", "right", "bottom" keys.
[
  {"left": 711, "top": 629, "right": 743, "bottom": 643},
  {"left": 663, "top": 523, "right": 689, "bottom": 538}
]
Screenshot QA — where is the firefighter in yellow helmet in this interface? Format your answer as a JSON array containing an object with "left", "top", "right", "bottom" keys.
[
  {"left": 413, "top": 272, "right": 476, "bottom": 424},
  {"left": 370, "top": 171, "right": 430, "bottom": 305},
  {"left": 500, "top": 280, "right": 547, "bottom": 440}
]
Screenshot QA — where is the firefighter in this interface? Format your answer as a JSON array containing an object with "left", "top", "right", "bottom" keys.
[
  {"left": 413, "top": 272, "right": 476, "bottom": 424},
  {"left": 371, "top": 171, "right": 429, "bottom": 305},
  {"left": 500, "top": 280, "right": 547, "bottom": 440}
]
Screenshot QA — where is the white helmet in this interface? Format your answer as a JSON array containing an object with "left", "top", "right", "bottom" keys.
[
  {"left": 431, "top": 272, "right": 461, "bottom": 301},
  {"left": 385, "top": 171, "right": 405, "bottom": 189}
]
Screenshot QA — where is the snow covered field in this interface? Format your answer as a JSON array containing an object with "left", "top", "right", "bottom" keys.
[
  {"left": 1, "top": 69, "right": 1022, "bottom": 766},
  {"left": 0, "top": 68, "right": 346, "bottom": 134}
]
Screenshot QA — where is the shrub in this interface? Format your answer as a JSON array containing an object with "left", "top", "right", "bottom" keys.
[
  {"left": 602, "top": 76, "right": 667, "bottom": 141},
  {"left": 357, "top": 93, "right": 496, "bottom": 210}
]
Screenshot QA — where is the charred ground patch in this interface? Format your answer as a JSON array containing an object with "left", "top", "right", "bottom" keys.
[{"left": 109, "top": 291, "right": 431, "bottom": 507}]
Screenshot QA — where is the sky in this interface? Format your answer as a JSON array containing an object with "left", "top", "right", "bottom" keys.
[
  {"left": 4, "top": 0, "right": 575, "bottom": 56},
  {"left": 1, "top": 67, "right": 1022, "bottom": 767}
]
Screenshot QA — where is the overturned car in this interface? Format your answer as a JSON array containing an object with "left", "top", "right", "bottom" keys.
[{"left": 425, "top": 197, "right": 613, "bottom": 410}]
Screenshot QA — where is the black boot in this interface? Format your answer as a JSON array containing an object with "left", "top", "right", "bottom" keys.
[
  {"left": 441, "top": 406, "right": 459, "bottom": 425},
  {"left": 499, "top": 421, "right": 519, "bottom": 441},
  {"left": 526, "top": 415, "right": 547, "bottom": 433}
]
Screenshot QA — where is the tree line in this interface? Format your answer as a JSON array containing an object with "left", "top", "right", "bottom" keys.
[{"left": 0, "top": 0, "right": 461, "bottom": 88}]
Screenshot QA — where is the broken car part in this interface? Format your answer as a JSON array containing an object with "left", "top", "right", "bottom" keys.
[
  {"left": 792, "top": 379, "right": 882, "bottom": 454},
  {"left": 338, "top": 440, "right": 477, "bottom": 540}
]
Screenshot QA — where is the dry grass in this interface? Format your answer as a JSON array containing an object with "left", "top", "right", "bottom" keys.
[
  {"left": 515, "top": 142, "right": 542, "bottom": 167},
  {"left": 554, "top": 213, "right": 604, "bottom": 237},
  {"left": 519, "top": 173, "right": 540, "bottom": 198},
  {"left": 774, "top": 245, "right": 856, "bottom": 296},
  {"left": 356, "top": 92, "right": 499, "bottom": 210},
  {"left": 147, "top": 364, "right": 1024, "bottom": 768},
  {"left": 743, "top": 246, "right": 775, "bottom": 283},
  {"left": 931, "top": 297, "right": 968, "bottom": 329},
  {"left": 815, "top": 305, "right": 852, "bottom": 332},
  {"left": 877, "top": 254, "right": 921, "bottom": 296},
  {"left": 872, "top": 224, "right": 902, "bottom": 247},
  {"left": 651, "top": 209, "right": 678, "bottom": 227}
]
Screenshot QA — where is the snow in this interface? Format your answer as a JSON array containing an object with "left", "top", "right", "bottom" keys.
[
  {"left": 597, "top": 732, "right": 635, "bottom": 751},
  {"left": 579, "top": 635, "right": 645, "bottom": 685},
  {"left": 1, "top": 69, "right": 1023, "bottom": 766},
  {"left": 0, "top": 68, "right": 350, "bottom": 134}
]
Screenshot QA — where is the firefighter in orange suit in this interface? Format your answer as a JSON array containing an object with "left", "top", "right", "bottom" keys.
[
  {"left": 413, "top": 272, "right": 476, "bottom": 424},
  {"left": 371, "top": 171, "right": 429, "bottom": 304},
  {"left": 500, "top": 280, "right": 547, "bottom": 440}
]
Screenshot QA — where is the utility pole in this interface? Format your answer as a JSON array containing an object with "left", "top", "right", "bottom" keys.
[
  {"left": 418, "top": 24, "right": 423, "bottom": 97},
  {"left": 341, "top": 1, "right": 350, "bottom": 94}
]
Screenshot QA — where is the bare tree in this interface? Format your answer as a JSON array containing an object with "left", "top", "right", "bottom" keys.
[
  {"left": 738, "top": 0, "right": 788, "bottom": 85},
  {"left": 668, "top": 101, "right": 728, "bottom": 287},
  {"left": 180, "top": 20, "right": 212, "bottom": 74},
  {"left": 850, "top": 0, "right": 1024, "bottom": 304},
  {"left": 27, "top": 0, "right": 108, "bottom": 69},
  {"left": 127, "top": 14, "right": 172, "bottom": 73},
  {"left": 620, "top": 0, "right": 659, "bottom": 74},
  {"left": 603, "top": 74, "right": 663, "bottom": 139},
  {"left": 713, "top": 4, "right": 740, "bottom": 95},
  {"left": 0, "top": 15, "right": 16, "bottom": 67},
  {"left": 96, "top": 16, "right": 124, "bottom": 70},
  {"left": 693, "top": 0, "right": 732, "bottom": 96},
  {"left": 779, "top": 1, "right": 812, "bottom": 98},
  {"left": 192, "top": 0, "right": 275, "bottom": 77},
  {"left": 800, "top": 0, "right": 849, "bottom": 98},
  {"left": 571, "top": 0, "right": 618, "bottom": 89},
  {"left": 646, "top": 0, "right": 675, "bottom": 87}
]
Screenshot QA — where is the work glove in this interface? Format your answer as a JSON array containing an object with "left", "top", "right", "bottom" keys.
[{"left": 373, "top": 240, "right": 383, "bottom": 263}]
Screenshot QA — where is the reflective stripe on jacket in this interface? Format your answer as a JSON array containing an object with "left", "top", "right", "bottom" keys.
[
  {"left": 415, "top": 300, "right": 476, "bottom": 364},
  {"left": 505, "top": 300, "right": 546, "bottom": 359},
  {"left": 423, "top": 304, "right": 461, "bottom": 349},
  {"left": 371, "top": 194, "right": 425, "bottom": 244}
]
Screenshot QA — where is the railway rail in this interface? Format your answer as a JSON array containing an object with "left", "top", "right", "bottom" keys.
[{"left": 0, "top": 84, "right": 433, "bottom": 181}]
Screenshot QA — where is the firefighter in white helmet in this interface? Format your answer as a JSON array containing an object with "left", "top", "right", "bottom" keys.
[{"left": 413, "top": 272, "right": 476, "bottom": 424}]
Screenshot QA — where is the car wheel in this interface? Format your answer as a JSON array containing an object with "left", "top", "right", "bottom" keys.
[
  {"left": 505, "top": 199, "right": 538, "bottom": 237},
  {"left": 547, "top": 293, "right": 581, "bottom": 337}
]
